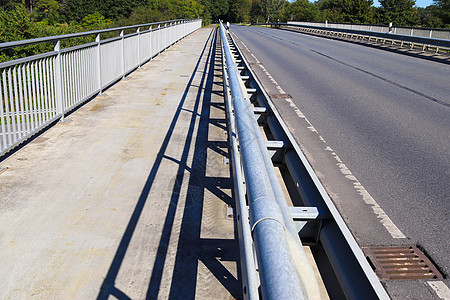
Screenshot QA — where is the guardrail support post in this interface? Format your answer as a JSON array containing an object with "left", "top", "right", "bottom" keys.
[{"left": 53, "top": 39, "right": 65, "bottom": 121}]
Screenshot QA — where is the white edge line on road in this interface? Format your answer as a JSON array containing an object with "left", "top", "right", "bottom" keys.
[
  {"left": 284, "top": 96, "right": 405, "bottom": 238},
  {"left": 428, "top": 281, "right": 450, "bottom": 300},
  {"left": 236, "top": 32, "right": 406, "bottom": 239}
]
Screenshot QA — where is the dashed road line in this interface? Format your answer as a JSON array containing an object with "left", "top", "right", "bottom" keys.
[{"left": 428, "top": 281, "right": 450, "bottom": 300}]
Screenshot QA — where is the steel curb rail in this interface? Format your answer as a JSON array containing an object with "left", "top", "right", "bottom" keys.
[
  {"left": 253, "top": 23, "right": 450, "bottom": 48},
  {"left": 222, "top": 39, "right": 259, "bottom": 300},
  {"left": 220, "top": 22, "right": 313, "bottom": 299},
  {"left": 227, "top": 25, "right": 391, "bottom": 299}
]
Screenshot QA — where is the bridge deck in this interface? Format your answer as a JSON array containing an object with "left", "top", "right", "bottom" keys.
[{"left": 0, "top": 27, "right": 240, "bottom": 299}]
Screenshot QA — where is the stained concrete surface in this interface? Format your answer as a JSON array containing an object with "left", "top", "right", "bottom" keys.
[{"left": 0, "top": 27, "right": 241, "bottom": 299}]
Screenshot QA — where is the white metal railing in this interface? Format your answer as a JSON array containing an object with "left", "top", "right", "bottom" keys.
[
  {"left": 288, "top": 21, "right": 450, "bottom": 40},
  {"left": 0, "top": 19, "right": 202, "bottom": 155}
]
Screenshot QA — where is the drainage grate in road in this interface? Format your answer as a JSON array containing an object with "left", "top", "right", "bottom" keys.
[{"left": 362, "top": 246, "right": 443, "bottom": 280}]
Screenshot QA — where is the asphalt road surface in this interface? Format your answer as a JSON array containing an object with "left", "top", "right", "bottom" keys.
[{"left": 230, "top": 24, "right": 449, "bottom": 299}]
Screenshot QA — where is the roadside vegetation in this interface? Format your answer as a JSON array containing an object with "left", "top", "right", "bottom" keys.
[{"left": 0, "top": 0, "right": 449, "bottom": 61}]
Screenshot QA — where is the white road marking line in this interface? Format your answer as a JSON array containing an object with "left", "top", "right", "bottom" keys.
[
  {"left": 428, "top": 281, "right": 450, "bottom": 300},
  {"left": 287, "top": 97, "right": 406, "bottom": 238}
]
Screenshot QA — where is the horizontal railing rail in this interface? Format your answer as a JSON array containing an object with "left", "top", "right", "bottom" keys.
[
  {"left": 254, "top": 22, "right": 450, "bottom": 52},
  {"left": 0, "top": 19, "right": 202, "bottom": 156}
]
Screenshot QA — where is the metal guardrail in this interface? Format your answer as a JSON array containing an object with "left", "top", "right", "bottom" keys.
[
  {"left": 220, "top": 22, "right": 322, "bottom": 300},
  {"left": 288, "top": 21, "right": 450, "bottom": 40},
  {"left": 0, "top": 19, "right": 202, "bottom": 155},
  {"left": 223, "top": 23, "right": 392, "bottom": 299},
  {"left": 255, "top": 22, "right": 450, "bottom": 52}
]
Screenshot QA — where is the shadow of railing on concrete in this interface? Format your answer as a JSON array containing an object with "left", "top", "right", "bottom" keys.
[
  {"left": 165, "top": 32, "right": 240, "bottom": 299},
  {"left": 97, "top": 27, "right": 241, "bottom": 300}
]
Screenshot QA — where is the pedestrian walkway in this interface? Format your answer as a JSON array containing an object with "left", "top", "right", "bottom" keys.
[{"left": 0, "top": 27, "right": 241, "bottom": 299}]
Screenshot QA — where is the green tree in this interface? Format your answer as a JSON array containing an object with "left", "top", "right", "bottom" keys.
[
  {"left": 201, "top": 0, "right": 228, "bottom": 22},
  {"left": 434, "top": 0, "right": 450, "bottom": 26},
  {"left": 0, "top": 4, "right": 35, "bottom": 61},
  {"left": 1, "top": 0, "right": 24, "bottom": 10},
  {"left": 257, "top": 0, "right": 287, "bottom": 22},
  {"left": 315, "top": 0, "right": 344, "bottom": 22},
  {"left": 418, "top": 5, "right": 444, "bottom": 27},
  {"left": 250, "top": 0, "right": 264, "bottom": 23},
  {"left": 286, "top": 0, "right": 319, "bottom": 22},
  {"left": 341, "top": 0, "right": 374, "bottom": 23},
  {"left": 34, "top": 0, "right": 60, "bottom": 24},
  {"left": 63, "top": 0, "right": 96, "bottom": 22},
  {"left": 378, "top": 0, "right": 420, "bottom": 25},
  {"left": 228, "top": 0, "right": 251, "bottom": 23},
  {"left": 82, "top": 11, "right": 111, "bottom": 29},
  {"left": 62, "top": 0, "right": 145, "bottom": 23},
  {"left": 100, "top": 0, "right": 144, "bottom": 20},
  {"left": 0, "top": 4, "right": 32, "bottom": 42},
  {"left": 178, "top": 0, "right": 203, "bottom": 18}
]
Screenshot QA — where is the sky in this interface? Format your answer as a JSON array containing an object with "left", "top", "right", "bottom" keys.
[{"left": 372, "top": 0, "right": 434, "bottom": 8}]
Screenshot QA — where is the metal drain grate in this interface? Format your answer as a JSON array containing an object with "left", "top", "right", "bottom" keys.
[{"left": 362, "top": 246, "right": 443, "bottom": 280}]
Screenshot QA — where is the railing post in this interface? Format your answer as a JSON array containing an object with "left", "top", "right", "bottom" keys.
[
  {"left": 53, "top": 40, "right": 65, "bottom": 121},
  {"left": 137, "top": 27, "right": 141, "bottom": 67},
  {"left": 96, "top": 34, "right": 103, "bottom": 95},
  {"left": 168, "top": 22, "right": 171, "bottom": 45},
  {"left": 120, "top": 30, "right": 125, "bottom": 79},
  {"left": 149, "top": 25, "right": 153, "bottom": 59},
  {"left": 164, "top": 23, "right": 167, "bottom": 49},
  {"left": 157, "top": 24, "right": 161, "bottom": 53}
]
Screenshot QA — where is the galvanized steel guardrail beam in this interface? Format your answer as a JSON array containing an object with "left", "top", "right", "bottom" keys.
[
  {"left": 253, "top": 23, "right": 450, "bottom": 50},
  {"left": 0, "top": 19, "right": 202, "bottom": 156},
  {"left": 220, "top": 22, "right": 322, "bottom": 300},
  {"left": 224, "top": 23, "right": 392, "bottom": 299}
]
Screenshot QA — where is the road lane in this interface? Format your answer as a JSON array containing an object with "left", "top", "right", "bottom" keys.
[{"left": 230, "top": 24, "right": 450, "bottom": 298}]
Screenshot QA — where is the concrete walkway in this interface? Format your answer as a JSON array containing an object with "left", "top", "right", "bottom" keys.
[{"left": 0, "top": 27, "right": 241, "bottom": 299}]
